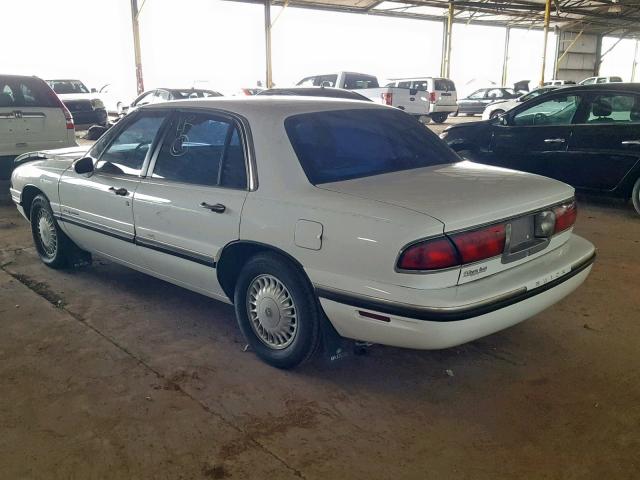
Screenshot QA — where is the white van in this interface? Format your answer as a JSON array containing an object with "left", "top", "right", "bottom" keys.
[
  {"left": 579, "top": 76, "right": 623, "bottom": 85},
  {"left": 1, "top": 74, "right": 76, "bottom": 179},
  {"left": 385, "top": 77, "right": 458, "bottom": 123}
]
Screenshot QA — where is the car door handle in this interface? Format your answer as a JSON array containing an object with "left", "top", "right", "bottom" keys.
[
  {"left": 109, "top": 187, "right": 128, "bottom": 196},
  {"left": 200, "top": 202, "right": 226, "bottom": 213},
  {"left": 621, "top": 140, "right": 640, "bottom": 145},
  {"left": 544, "top": 138, "right": 566, "bottom": 144}
]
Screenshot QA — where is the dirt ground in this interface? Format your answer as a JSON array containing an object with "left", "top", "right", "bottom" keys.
[{"left": 1, "top": 120, "right": 639, "bottom": 479}]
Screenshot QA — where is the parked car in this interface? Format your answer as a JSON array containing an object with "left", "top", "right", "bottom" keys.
[
  {"left": 580, "top": 76, "right": 623, "bottom": 85},
  {"left": 236, "top": 87, "right": 264, "bottom": 96},
  {"left": 10, "top": 97, "right": 595, "bottom": 368},
  {"left": 384, "top": 77, "right": 457, "bottom": 123},
  {"left": 125, "top": 87, "right": 223, "bottom": 114},
  {"left": 543, "top": 80, "right": 576, "bottom": 86},
  {"left": 46, "top": 79, "right": 108, "bottom": 128},
  {"left": 482, "top": 86, "right": 560, "bottom": 120},
  {"left": 258, "top": 87, "right": 371, "bottom": 101},
  {"left": 455, "top": 87, "right": 521, "bottom": 116},
  {"left": 296, "top": 71, "right": 433, "bottom": 120},
  {"left": 0, "top": 74, "right": 76, "bottom": 180},
  {"left": 98, "top": 83, "right": 131, "bottom": 115},
  {"left": 441, "top": 83, "right": 640, "bottom": 214}
]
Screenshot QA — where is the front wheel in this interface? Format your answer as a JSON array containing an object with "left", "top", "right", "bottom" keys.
[
  {"left": 632, "top": 177, "right": 640, "bottom": 215},
  {"left": 234, "top": 252, "right": 321, "bottom": 369},
  {"left": 30, "top": 195, "right": 72, "bottom": 269},
  {"left": 431, "top": 113, "right": 448, "bottom": 124}
]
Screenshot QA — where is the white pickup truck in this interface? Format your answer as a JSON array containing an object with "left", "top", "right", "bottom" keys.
[{"left": 296, "top": 72, "right": 457, "bottom": 123}]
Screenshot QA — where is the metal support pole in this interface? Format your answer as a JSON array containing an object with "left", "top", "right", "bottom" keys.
[
  {"left": 264, "top": 0, "right": 273, "bottom": 88},
  {"left": 539, "top": 0, "right": 551, "bottom": 86},
  {"left": 632, "top": 39, "right": 639, "bottom": 82},
  {"left": 501, "top": 27, "right": 510, "bottom": 86},
  {"left": 594, "top": 34, "right": 603, "bottom": 76},
  {"left": 440, "top": 18, "right": 448, "bottom": 77},
  {"left": 444, "top": 1, "right": 454, "bottom": 78},
  {"left": 130, "top": 0, "right": 144, "bottom": 94}
]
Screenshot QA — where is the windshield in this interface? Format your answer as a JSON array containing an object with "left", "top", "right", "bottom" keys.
[
  {"left": 285, "top": 108, "right": 457, "bottom": 185},
  {"left": 171, "top": 89, "right": 221, "bottom": 98},
  {"left": 47, "top": 80, "right": 89, "bottom": 95}
]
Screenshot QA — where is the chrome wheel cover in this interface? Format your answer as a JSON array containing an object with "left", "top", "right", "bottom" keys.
[
  {"left": 37, "top": 208, "right": 57, "bottom": 258},
  {"left": 247, "top": 274, "right": 298, "bottom": 349}
]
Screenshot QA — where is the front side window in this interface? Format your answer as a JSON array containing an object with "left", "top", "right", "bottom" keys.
[
  {"left": 487, "top": 89, "right": 504, "bottom": 99},
  {"left": 152, "top": 112, "right": 247, "bottom": 189},
  {"left": 154, "top": 90, "right": 171, "bottom": 102},
  {"left": 586, "top": 94, "right": 640, "bottom": 124},
  {"left": 285, "top": 108, "right": 457, "bottom": 185},
  {"left": 513, "top": 94, "right": 581, "bottom": 126},
  {"left": 467, "top": 89, "right": 486, "bottom": 100},
  {"left": 96, "top": 111, "right": 167, "bottom": 176},
  {"left": 397, "top": 81, "right": 412, "bottom": 89}
]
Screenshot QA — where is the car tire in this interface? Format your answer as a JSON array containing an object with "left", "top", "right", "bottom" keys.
[
  {"left": 30, "top": 194, "right": 74, "bottom": 269},
  {"left": 632, "top": 177, "right": 640, "bottom": 216},
  {"left": 431, "top": 113, "right": 448, "bottom": 124},
  {"left": 234, "top": 252, "right": 321, "bottom": 369},
  {"left": 490, "top": 109, "right": 505, "bottom": 119}
]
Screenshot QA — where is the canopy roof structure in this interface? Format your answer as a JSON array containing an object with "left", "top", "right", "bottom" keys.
[{"left": 239, "top": 0, "right": 640, "bottom": 38}]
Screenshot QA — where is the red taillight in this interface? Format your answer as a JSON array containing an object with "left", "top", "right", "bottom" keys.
[
  {"left": 381, "top": 92, "right": 393, "bottom": 105},
  {"left": 397, "top": 237, "right": 459, "bottom": 271},
  {"left": 43, "top": 82, "right": 74, "bottom": 130},
  {"left": 429, "top": 91, "right": 436, "bottom": 102},
  {"left": 553, "top": 200, "right": 577, "bottom": 233},
  {"left": 450, "top": 224, "right": 506, "bottom": 264}
]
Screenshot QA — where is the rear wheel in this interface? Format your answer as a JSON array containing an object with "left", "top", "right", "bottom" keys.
[
  {"left": 234, "top": 252, "right": 321, "bottom": 369},
  {"left": 30, "top": 195, "right": 72, "bottom": 269},
  {"left": 431, "top": 113, "right": 448, "bottom": 124},
  {"left": 632, "top": 177, "right": 640, "bottom": 216}
]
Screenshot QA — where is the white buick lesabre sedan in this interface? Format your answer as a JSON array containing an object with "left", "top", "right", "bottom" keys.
[{"left": 9, "top": 97, "right": 595, "bottom": 368}]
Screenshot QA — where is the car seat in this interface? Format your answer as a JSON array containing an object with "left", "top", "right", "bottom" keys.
[{"left": 590, "top": 98, "right": 613, "bottom": 122}]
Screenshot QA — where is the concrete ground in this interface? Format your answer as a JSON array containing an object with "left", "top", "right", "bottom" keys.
[{"left": 1, "top": 118, "right": 639, "bottom": 479}]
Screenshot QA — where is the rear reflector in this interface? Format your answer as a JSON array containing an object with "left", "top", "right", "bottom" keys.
[
  {"left": 397, "top": 237, "right": 459, "bottom": 271},
  {"left": 358, "top": 311, "right": 391, "bottom": 322},
  {"left": 450, "top": 224, "right": 506, "bottom": 264},
  {"left": 553, "top": 200, "right": 577, "bottom": 233},
  {"left": 381, "top": 92, "right": 393, "bottom": 105}
]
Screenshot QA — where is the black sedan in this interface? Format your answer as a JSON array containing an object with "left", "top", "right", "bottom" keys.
[
  {"left": 441, "top": 83, "right": 640, "bottom": 214},
  {"left": 455, "top": 87, "right": 521, "bottom": 116}
]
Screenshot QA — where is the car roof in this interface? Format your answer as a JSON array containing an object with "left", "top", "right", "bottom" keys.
[
  {"left": 545, "top": 83, "right": 640, "bottom": 94},
  {"left": 259, "top": 87, "right": 371, "bottom": 101},
  {"left": 141, "top": 96, "right": 386, "bottom": 117}
]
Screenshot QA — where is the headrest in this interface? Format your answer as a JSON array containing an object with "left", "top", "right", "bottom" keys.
[{"left": 592, "top": 98, "right": 612, "bottom": 117}]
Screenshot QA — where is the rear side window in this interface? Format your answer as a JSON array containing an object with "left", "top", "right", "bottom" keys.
[
  {"left": 285, "top": 108, "right": 457, "bottom": 185},
  {"left": 586, "top": 94, "right": 640, "bottom": 124},
  {"left": 152, "top": 112, "right": 247, "bottom": 189},
  {"left": 297, "top": 75, "right": 337, "bottom": 88},
  {"left": 0, "top": 76, "right": 57, "bottom": 108},
  {"left": 342, "top": 74, "right": 379, "bottom": 90}
]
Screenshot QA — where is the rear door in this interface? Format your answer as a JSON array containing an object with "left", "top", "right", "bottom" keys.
[
  {"left": 392, "top": 81, "right": 428, "bottom": 116},
  {"left": 133, "top": 110, "right": 250, "bottom": 298},
  {"left": 431, "top": 78, "right": 457, "bottom": 109},
  {"left": 488, "top": 92, "right": 582, "bottom": 176},
  {"left": 564, "top": 91, "right": 640, "bottom": 192},
  {"left": 0, "top": 76, "right": 69, "bottom": 155}
]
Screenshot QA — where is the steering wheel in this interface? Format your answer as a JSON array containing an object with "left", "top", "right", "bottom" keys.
[{"left": 533, "top": 112, "right": 547, "bottom": 125}]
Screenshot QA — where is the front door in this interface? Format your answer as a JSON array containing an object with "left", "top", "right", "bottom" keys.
[
  {"left": 133, "top": 110, "right": 250, "bottom": 299},
  {"left": 58, "top": 110, "right": 169, "bottom": 265},
  {"left": 489, "top": 92, "right": 583, "bottom": 178},
  {"left": 564, "top": 91, "right": 640, "bottom": 192}
]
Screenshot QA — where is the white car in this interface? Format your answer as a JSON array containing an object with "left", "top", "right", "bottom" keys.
[
  {"left": 481, "top": 86, "right": 559, "bottom": 120},
  {"left": 1, "top": 74, "right": 76, "bottom": 180},
  {"left": 580, "top": 76, "right": 623, "bottom": 85},
  {"left": 46, "top": 79, "right": 108, "bottom": 128},
  {"left": 9, "top": 98, "right": 595, "bottom": 368}
]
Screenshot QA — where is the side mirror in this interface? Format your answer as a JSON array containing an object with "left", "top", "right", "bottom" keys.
[
  {"left": 74, "top": 156, "right": 94, "bottom": 174},
  {"left": 495, "top": 114, "right": 509, "bottom": 126}
]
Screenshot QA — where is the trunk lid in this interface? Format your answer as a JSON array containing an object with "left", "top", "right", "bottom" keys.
[{"left": 319, "top": 161, "right": 574, "bottom": 231}]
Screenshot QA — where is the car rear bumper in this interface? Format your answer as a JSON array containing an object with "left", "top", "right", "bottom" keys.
[
  {"left": 429, "top": 105, "right": 458, "bottom": 114},
  {"left": 317, "top": 234, "right": 595, "bottom": 349}
]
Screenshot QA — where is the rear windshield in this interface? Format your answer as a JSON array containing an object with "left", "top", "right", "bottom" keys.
[
  {"left": 0, "top": 76, "right": 57, "bottom": 108},
  {"left": 434, "top": 79, "right": 456, "bottom": 91},
  {"left": 285, "top": 108, "right": 456, "bottom": 184},
  {"left": 343, "top": 74, "right": 379, "bottom": 90},
  {"left": 47, "top": 80, "right": 89, "bottom": 95},
  {"left": 172, "top": 89, "right": 222, "bottom": 98}
]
